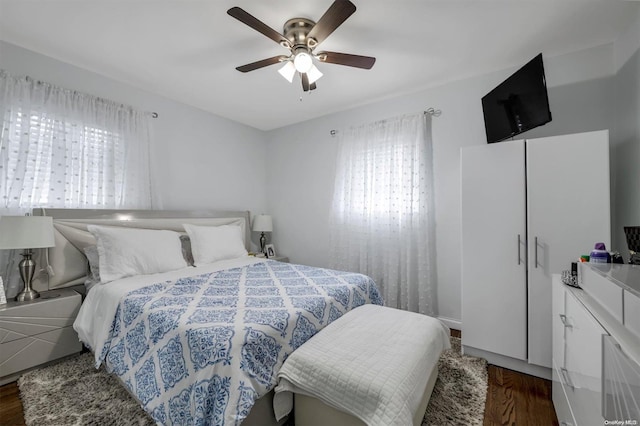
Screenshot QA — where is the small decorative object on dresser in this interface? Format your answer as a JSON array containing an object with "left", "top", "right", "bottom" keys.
[
  {"left": 252, "top": 214, "right": 273, "bottom": 254},
  {"left": 0, "top": 215, "right": 55, "bottom": 301},
  {"left": 266, "top": 244, "right": 276, "bottom": 258}
]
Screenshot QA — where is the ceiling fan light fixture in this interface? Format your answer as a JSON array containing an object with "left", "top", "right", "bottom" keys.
[
  {"left": 278, "top": 61, "right": 296, "bottom": 83},
  {"left": 229, "top": 1, "right": 376, "bottom": 93},
  {"left": 307, "top": 64, "right": 323, "bottom": 84},
  {"left": 293, "top": 51, "right": 313, "bottom": 73}
]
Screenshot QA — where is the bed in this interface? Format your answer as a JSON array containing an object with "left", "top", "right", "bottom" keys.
[{"left": 31, "top": 208, "right": 384, "bottom": 425}]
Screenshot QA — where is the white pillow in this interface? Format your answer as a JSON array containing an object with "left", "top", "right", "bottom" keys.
[
  {"left": 183, "top": 224, "right": 247, "bottom": 266},
  {"left": 87, "top": 225, "right": 188, "bottom": 283}
]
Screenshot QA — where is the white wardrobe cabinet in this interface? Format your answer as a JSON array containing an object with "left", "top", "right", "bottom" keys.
[
  {"left": 461, "top": 140, "right": 527, "bottom": 361},
  {"left": 461, "top": 130, "right": 611, "bottom": 376}
]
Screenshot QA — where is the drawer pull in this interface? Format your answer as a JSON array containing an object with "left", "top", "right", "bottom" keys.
[
  {"left": 560, "top": 367, "right": 575, "bottom": 389},
  {"left": 559, "top": 314, "right": 572, "bottom": 328}
]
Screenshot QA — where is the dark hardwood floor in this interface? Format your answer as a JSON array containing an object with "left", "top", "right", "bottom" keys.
[
  {"left": 484, "top": 364, "right": 558, "bottom": 426},
  {"left": 448, "top": 329, "right": 558, "bottom": 426},
  {"left": 0, "top": 329, "right": 557, "bottom": 426},
  {"left": 0, "top": 381, "right": 24, "bottom": 426}
]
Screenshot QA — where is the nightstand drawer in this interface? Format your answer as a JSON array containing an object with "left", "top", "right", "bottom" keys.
[
  {"left": 0, "top": 326, "right": 82, "bottom": 377},
  {"left": 0, "top": 289, "right": 81, "bottom": 343},
  {"left": 0, "top": 288, "right": 82, "bottom": 382}
]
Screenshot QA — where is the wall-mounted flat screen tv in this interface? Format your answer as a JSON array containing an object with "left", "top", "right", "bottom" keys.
[{"left": 481, "top": 53, "right": 552, "bottom": 143}]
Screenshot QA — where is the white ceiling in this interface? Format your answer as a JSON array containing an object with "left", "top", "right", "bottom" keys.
[{"left": 0, "top": 1, "right": 638, "bottom": 131}]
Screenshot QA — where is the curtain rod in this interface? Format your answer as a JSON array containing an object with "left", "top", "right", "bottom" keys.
[{"left": 330, "top": 107, "right": 441, "bottom": 136}]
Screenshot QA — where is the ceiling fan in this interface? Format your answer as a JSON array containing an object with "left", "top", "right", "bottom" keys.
[{"left": 227, "top": 0, "right": 376, "bottom": 92}]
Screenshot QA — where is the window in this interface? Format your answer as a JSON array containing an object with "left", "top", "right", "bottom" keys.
[
  {"left": 329, "top": 112, "right": 437, "bottom": 315},
  {"left": 0, "top": 70, "right": 151, "bottom": 210}
]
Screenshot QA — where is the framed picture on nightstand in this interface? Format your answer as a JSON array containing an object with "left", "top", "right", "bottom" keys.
[
  {"left": 265, "top": 244, "right": 276, "bottom": 258},
  {"left": 0, "top": 277, "right": 6, "bottom": 305}
]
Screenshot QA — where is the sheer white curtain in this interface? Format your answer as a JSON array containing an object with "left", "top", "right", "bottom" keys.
[
  {"left": 329, "top": 112, "right": 437, "bottom": 315},
  {"left": 0, "top": 70, "right": 152, "bottom": 297},
  {"left": 0, "top": 70, "right": 151, "bottom": 210}
]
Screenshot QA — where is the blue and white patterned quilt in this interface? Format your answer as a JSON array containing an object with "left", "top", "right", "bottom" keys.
[{"left": 97, "top": 259, "right": 383, "bottom": 425}]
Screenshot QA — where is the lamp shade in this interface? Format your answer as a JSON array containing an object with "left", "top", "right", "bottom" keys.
[
  {"left": 278, "top": 61, "right": 296, "bottom": 83},
  {"left": 0, "top": 216, "right": 55, "bottom": 249},
  {"left": 307, "top": 64, "right": 323, "bottom": 84},
  {"left": 252, "top": 215, "right": 273, "bottom": 233}
]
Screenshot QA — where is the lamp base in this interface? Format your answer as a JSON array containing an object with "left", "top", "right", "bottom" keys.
[
  {"left": 16, "top": 288, "right": 40, "bottom": 302},
  {"left": 15, "top": 249, "right": 40, "bottom": 302},
  {"left": 260, "top": 232, "right": 267, "bottom": 254}
]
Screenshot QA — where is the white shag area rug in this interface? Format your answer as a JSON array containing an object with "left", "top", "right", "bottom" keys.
[
  {"left": 19, "top": 337, "right": 487, "bottom": 425},
  {"left": 422, "top": 337, "right": 488, "bottom": 425}
]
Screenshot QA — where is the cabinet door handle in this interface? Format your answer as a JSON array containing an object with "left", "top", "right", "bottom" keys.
[
  {"left": 560, "top": 367, "right": 574, "bottom": 389},
  {"left": 559, "top": 314, "right": 572, "bottom": 328},
  {"left": 560, "top": 422, "right": 574, "bottom": 426},
  {"left": 517, "top": 234, "right": 521, "bottom": 265},
  {"left": 534, "top": 236, "right": 539, "bottom": 268}
]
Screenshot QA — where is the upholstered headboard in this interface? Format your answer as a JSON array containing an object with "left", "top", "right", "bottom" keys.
[{"left": 31, "top": 209, "right": 251, "bottom": 292}]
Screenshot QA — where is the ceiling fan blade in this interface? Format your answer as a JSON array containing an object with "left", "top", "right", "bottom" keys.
[
  {"left": 316, "top": 51, "right": 376, "bottom": 69},
  {"left": 227, "top": 7, "right": 291, "bottom": 48},
  {"left": 236, "top": 56, "right": 287, "bottom": 73},
  {"left": 301, "top": 73, "right": 310, "bottom": 92},
  {"left": 306, "top": 0, "right": 356, "bottom": 47}
]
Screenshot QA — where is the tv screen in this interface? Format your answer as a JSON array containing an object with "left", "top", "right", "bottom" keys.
[{"left": 481, "top": 53, "right": 552, "bottom": 143}]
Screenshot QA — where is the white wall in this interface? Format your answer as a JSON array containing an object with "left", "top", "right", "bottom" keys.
[
  {"left": 2, "top": 37, "right": 632, "bottom": 324},
  {"left": 266, "top": 44, "right": 616, "bottom": 324},
  {"left": 0, "top": 41, "right": 268, "bottom": 218},
  {"left": 612, "top": 9, "right": 640, "bottom": 255}
]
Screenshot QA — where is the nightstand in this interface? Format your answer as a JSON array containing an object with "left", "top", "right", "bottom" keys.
[{"left": 0, "top": 288, "right": 82, "bottom": 384}]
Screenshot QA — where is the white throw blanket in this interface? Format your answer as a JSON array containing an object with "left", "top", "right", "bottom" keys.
[{"left": 273, "top": 304, "right": 451, "bottom": 425}]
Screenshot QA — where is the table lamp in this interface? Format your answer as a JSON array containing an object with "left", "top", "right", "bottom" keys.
[
  {"left": 252, "top": 214, "right": 273, "bottom": 254},
  {"left": 0, "top": 215, "right": 55, "bottom": 301}
]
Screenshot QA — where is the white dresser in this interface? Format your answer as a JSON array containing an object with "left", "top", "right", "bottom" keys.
[{"left": 552, "top": 264, "right": 640, "bottom": 426}]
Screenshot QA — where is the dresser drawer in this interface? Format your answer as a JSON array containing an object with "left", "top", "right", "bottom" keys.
[
  {"left": 623, "top": 290, "right": 640, "bottom": 339},
  {"left": 552, "top": 359, "right": 577, "bottom": 426},
  {"left": 579, "top": 264, "right": 623, "bottom": 322},
  {"left": 603, "top": 335, "right": 640, "bottom": 423},
  {"left": 564, "top": 290, "right": 607, "bottom": 426},
  {"left": 552, "top": 277, "right": 567, "bottom": 369}
]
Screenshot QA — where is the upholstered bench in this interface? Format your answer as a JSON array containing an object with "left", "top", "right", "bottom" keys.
[{"left": 273, "top": 304, "right": 451, "bottom": 426}]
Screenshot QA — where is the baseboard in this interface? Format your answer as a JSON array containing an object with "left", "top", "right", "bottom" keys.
[
  {"left": 437, "top": 316, "right": 461, "bottom": 331},
  {"left": 462, "top": 345, "right": 551, "bottom": 380}
]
